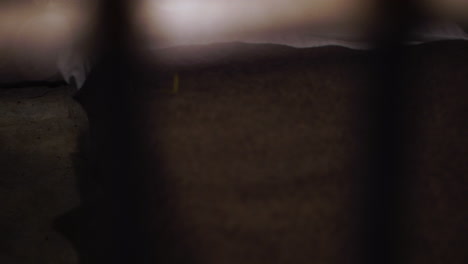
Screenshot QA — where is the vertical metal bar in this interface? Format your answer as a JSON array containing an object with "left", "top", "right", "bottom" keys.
[
  {"left": 78, "top": 0, "right": 148, "bottom": 263},
  {"left": 361, "top": 1, "right": 417, "bottom": 263}
]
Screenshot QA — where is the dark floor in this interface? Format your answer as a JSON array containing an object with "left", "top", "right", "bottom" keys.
[{"left": 0, "top": 41, "right": 467, "bottom": 264}]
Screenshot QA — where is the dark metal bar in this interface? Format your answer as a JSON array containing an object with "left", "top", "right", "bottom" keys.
[
  {"left": 74, "top": 0, "right": 149, "bottom": 263},
  {"left": 361, "top": 1, "right": 418, "bottom": 263}
]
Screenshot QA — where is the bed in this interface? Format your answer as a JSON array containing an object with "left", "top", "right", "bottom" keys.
[{"left": 1, "top": 1, "right": 467, "bottom": 263}]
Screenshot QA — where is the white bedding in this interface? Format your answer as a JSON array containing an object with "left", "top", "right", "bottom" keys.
[
  {"left": 59, "top": 22, "right": 468, "bottom": 90},
  {"left": 1, "top": 0, "right": 467, "bottom": 88}
]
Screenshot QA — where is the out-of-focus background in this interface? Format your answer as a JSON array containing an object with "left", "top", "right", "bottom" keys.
[
  {"left": 0, "top": 1, "right": 467, "bottom": 264},
  {"left": 0, "top": 0, "right": 94, "bottom": 83},
  {"left": 1, "top": 0, "right": 467, "bottom": 83}
]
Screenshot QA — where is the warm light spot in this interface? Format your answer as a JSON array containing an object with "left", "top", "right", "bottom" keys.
[
  {"left": 136, "top": 0, "right": 374, "bottom": 47},
  {"left": 0, "top": 1, "right": 94, "bottom": 80}
]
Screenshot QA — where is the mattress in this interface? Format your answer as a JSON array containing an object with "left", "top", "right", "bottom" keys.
[{"left": 71, "top": 39, "right": 468, "bottom": 264}]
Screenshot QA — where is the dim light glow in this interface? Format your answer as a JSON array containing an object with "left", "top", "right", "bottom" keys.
[
  {"left": 137, "top": 0, "right": 375, "bottom": 47},
  {"left": 0, "top": 0, "right": 95, "bottom": 80}
]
